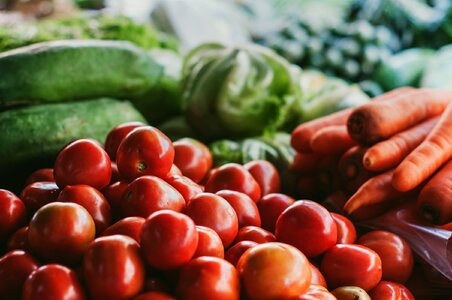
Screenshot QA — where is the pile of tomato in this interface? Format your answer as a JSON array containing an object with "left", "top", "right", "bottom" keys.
[{"left": 0, "top": 122, "right": 416, "bottom": 300}]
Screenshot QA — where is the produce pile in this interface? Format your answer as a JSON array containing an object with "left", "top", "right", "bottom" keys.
[{"left": 0, "top": 123, "right": 417, "bottom": 300}]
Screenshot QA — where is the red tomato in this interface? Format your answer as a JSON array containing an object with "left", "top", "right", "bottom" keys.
[
  {"left": 121, "top": 176, "right": 185, "bottom": 218},
  {"left": 25, "top": 168, "right": 54, "bottom": 185},
  {"left": 216, "top": 190, "right": 261, "bottom": 228},
  {"left": 194, "top": 226, "right": 224, "bottom": 258},
  {"left": 205, "top": 163, "right": 261, "bottom": 202},
  {"left": 28, "top": 202, "right": 95, "bottom": 264},
  {"left": 237, "top": 242, "right": 312, "bottom": 300},
  {"left": 224, "top": 241, "right": 258, "bottom": 266},
  {"left": 173, "top": 138, "right": 212, "bottom": 183},
  {"left": 83, "top": 235, "right": 145, "bottom": 300},
  {"left": 102, "top": 180, "right": 128, "bottom": 216},
  {"left": 116, "top": 126, "right": 174, "bottom": 181},
  {"left": 23, "top": 264, "right": 86, "bottom": 300},
  {"left": 110, "top": 162, "right": 121, "bottom": 183},
  {"left": 7, "top": 226, "right": 29, "bottom": 251},
  {"left": 105, "top": 122, "right": 146, "bottom": 161},
  {"left": 320, "top": 244, "right": 382, "bottom": 291},
  {"left": 294, "top": 285, "right": 336, "bottom": 300},
  {"left": 134, "top": 291, "right": 176, "bottom": 300},
  {"left": 20, "top": 182, "right": 60, "bottom": 214},
  {"left": 165, "top": 164, "right": 183, "bottom": 178},
  {"left": 177, "top": 256, "right": 240, "bottom": 300},
  {"left": 331, "top": 213, "right": 357, "bottom": 244},
  {"left": 58, "top": 185, "right": 111, "bottom": 234},
  {"left": 244, "top": 160, "right": 280, "bottom": 196},
  {"left": 184, "top": 193, "right": 238, "bottom": 247},
  {"left": 357, "top": 230, "right": 413, "bottom": 283},
  {"left": 0, "top": 189, "right": 26, "bottom": 240},
  {"left": 368, "top": 281, "right": 414, "bottom": 300},
  {"left": 275, "top": 200, "right": 337, "bottom": 257},
  {"left": 234, "top": 226, "right": 276, "bottom": 244},
  {"left": 54, "top": 139, "right": 112, "bottom": 190},
  {"left": 309, "top": 263, "right": 327, "bottom": 288},
  {"left": 102, "top": 217, "right": 145, "bottom": 243},
  {"left": 258, "top": 193, "right": 295, "bottom": 233},
  {"left": 165, "top": 175, "right": 203, "bottom": 202},
  {"left": 0, "top": 250, "right": 39, "bottom": 300},
  {"left": 141, "top": 210, "right": 198, "bottom": 270}
]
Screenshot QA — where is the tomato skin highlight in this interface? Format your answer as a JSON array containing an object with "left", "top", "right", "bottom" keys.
[
  {"left": 83, "top": 235, "right": 145, "bottom": 300},
  {"left": 165, "top": 175, "right": 203, "bottom": 203},
  {"left": 105, "top": 122, "right": 146, "bottom": 161},
  {"left": 320, "top": 244, "right": 383, "bottom": 291},
  {"left": 275, "top": 200, "right": 337, "bottom": 257},
  {"left": 141, "top": 210, "right": 198, "bottom": 270},
  {"left": 116, "top": 126, "right": 174, "bottom": 181},
  {"left": 331, "top": 213, "right": 357, "bottom": 244},
  {"left": 23, "top": 264, "right": 87, "bottom": 300},
  {"left": 224, "top": 241, "right": 258, "bottom": 267},
  {"left": 244, "top": 160, "right": 280, "bottom": 196},
  {"left": 0, "top": 250, "right": 39, "bottom": 300},
  {"left": 20, "top": 182, "right": 60, "bottom": 215},
  {"left": 54, "top": 139, "right": 112, "bottom": 190},
  {"left": 173, "top": 138, "right": 212, "bottom": 184},
  {"left": 368, "top": 281, "right": 414, "bottom": 300},
  {"left": 177, "top": 256, "right": 240, "bottom": 300}
]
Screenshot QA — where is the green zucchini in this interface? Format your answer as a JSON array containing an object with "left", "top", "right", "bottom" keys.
[{"left": 0, "top": 40, "right": 163, "bottom": 107}]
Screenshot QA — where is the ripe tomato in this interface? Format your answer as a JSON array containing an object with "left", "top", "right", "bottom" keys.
[
  {"left": 177, "top": 256, "right": 240, "bottom": 300},
  {"left": 20, "top": 181, "right": 60, "bottom": 214},
  {"left": 258, "top": 193, "right": 295, "bottom": 233},
  {"left": 23, "top": 264, "right": 86, "bottom": 300},
  {"left": 224, "top": 241, "right": 258, "bottom": 266},
  {"left": 54, "top": 139, "right": 112, "bottom": 190},
  {"left": 194, "top": 226, "right": 224, "bottom": 258},
  {"left": 184, "top": 193, "right": 238, "bottom": 247},
  {"left": 116, "top": 126, "right": 174, "bottom": 181},
  {"left": 216, "top": 190, "right": 261, "bottom": 228},
  {"left": 275, "top": 200, "right": 337, "bottom": 257},
  {"left": 28, "top": 202, "right": 95, "bottom": 264},
  {"left": 205, "top": 163, "right": 261, "bottom": 202},
  {"left": 102, "top": 217, "right": 145, "bottom": 243},
  {"left": 294, "top": 285, "right": 336, "bottom": 300},
  {"left": 0, "top": 250, "right": 39, "bottom": 300},
  {"left": 121, "top": 176, "right": 185, "bottom": 218},
  {"left": 110, "top": 162, "right": 121, "bottom": 183},
  {"left": 357, "top": 230, "right": 413, "bottom": 283},
  {"left": 368, "top": 281, "right": 414, "bottom": 300},
  {"left": 237, "top": 242, "right": 311, "bottom": 300},
  {"left": 0, "top": 189, "right": 26, "bottom": 240},
  {"left": 173, "top": 138, "right": 212, "bottom": 183},
  {"left": 244, "top": 160, "right": 280, "bottom": 196},
  {"left": 234, "top": 226, "right": 276, "bottom": 244},
  {"left": 331, "top": 213, "right": 357, "bottom": 244},
  {"left": 102, "top": 180, "right": 128, "bottom": 217},
  {"left": 25, "top": 168, "right": 54, "bottom": 185},
  {"left": 320, "top": 244, "right": 382, "bottom": 291},
  {"left": 141, "top": 210, "right": 198, "bottom": 270},
  {"left": 105, "top": 122, "right": 146, "bottom": 161},
  {"left": 7, "top": 226, "right": 29, "bottom": 251},
  {"left": 165, "top": 164, "right": 183, "bottom": 178},
  {"left": 309, "top": 263, "right": 327, "bottom": 288},
  {"left": 58, "top": 185, "right": 111, "bottom": 234},
  {"left": 84, "top": 235, "right": 145, "bottom": 300},
  {"left": 165, "top": 175, "right": 203, "bottom": 203},
  {"left": 134, "top": 291, "right": 176, "bottom": 300}
]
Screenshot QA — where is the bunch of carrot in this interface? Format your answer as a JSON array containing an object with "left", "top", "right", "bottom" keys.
[{"left": 291, "top": 87, "right": 452, "bottom": 225}]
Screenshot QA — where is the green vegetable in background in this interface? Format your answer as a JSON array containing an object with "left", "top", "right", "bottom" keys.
[
  {"left": 374, "top": 48, "right": 435, "bottom": 91},
  {"left": 421, "top": 44, "right": 452, "bottom": 90},
  {"left": 0, "top": 40, "right": 163, "bottom": 107},
  {"left": 157, "top": 116, "right": 197, "bottom": 141},
  {"left": 182, "top": 43, "right": 302, "bottom": 140}
]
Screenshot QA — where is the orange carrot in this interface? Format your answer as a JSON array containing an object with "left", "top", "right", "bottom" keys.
[
  {"left": 310, "top": 125, "right": 356, "bottom": 155},
  {"left": 417, "top": 160, "right": 452, "bottom": 225},
  {"left": 338, "top": 146, "right": 376, "bottom": 194},
  {"left": 363, "top": 117, "right": 439, "bottom": 172},
  {"left": 347, "top": 88, "right": 450, "bottom": 145},
  {"left": 290, "top": 152, "right": 322, "bottom": 174},
  {"left": 344, "top": 170, "right": 405, "bottom": 214},
  {"left": 291, "top": 87, "right": 415, "bottom": 152},
  {"left": 393, "top": 100, "right": 452, "bottom": 192}
]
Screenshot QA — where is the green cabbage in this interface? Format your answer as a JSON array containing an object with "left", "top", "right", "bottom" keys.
[{"left": 181, "top": 43, "right": 303, "bottom": 140}]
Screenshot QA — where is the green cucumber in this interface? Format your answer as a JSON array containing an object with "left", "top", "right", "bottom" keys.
[
  {"left": 0, "top": 40, "right": 163, "bottom": 107},
  {"left": 0, "top": 98, "right": 146, "bottom": 189}
]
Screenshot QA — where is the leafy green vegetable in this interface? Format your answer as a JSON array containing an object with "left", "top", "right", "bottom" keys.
[
  {"left": 182, "top": 43, "right": 302, "bottom": 140},
  {"left": 157, "top": 116, "right": 196, "bottom": 141},
  {"left": 421, "top": 44, "right": 452, "bottom": 89}
]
